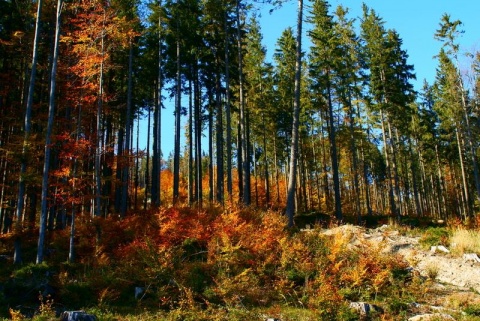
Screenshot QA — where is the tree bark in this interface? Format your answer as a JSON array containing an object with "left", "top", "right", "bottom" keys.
[
  {"left": 215, "top": 62, "right": 224, "bottom": 204},
  {"left": 121, "top": 43, "right": 134, "bottom": 217},
  {"left": 37, "top": 0, "right": 63, "bottom": 264},
  {"left": 236, "top": 0, "right": 250, "bottom": 205},
  {"left": 224, "top": 10, "right": 232, "bottom": 201},
  {"left": 326, "top": 72, "right": 342, "bottom": 221},
  {"left": 173, "top": 37, "right": 181, "bottom": 204},
  {"left": 285, "top": 0, "right": 303, "bottom": 227},
  {"left": 15, "top": 0, "right": 44, "bottom": 265}
]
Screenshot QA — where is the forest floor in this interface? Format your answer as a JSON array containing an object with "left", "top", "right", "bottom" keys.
[{"left": 329, "top": 224, "right": 480, "bottom": 319}]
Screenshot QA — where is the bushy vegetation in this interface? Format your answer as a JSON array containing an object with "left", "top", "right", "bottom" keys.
[{"left": 0, "top": 207, "right": 450, "bottom": 320}]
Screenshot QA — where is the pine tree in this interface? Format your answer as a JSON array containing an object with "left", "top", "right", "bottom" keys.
[{"left": 308, "top": 0, "right": 342, "bottom": 221}]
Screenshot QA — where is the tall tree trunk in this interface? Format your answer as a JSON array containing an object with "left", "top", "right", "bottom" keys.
[
  {"left": 208, "top": 98, "right": 214, "bottom": 203},
  {"left": 224, "top": 10, "right": 232, "bottom": 201},
  {"left": 387, "top": 120, "right": 401, "bottom": 219},
  {"left": 194, "top": 63, "right": 202, "bottom": 206},
  {"left": 115, "top": 129, "right": 124, "bottom": 212},
  {"left": 173, "top": 37, "right": 181, "bottom": 204},
  {"left": 285, "top": 0, "right": 303, "bottom": 227},
  {"left": 15, "top": 0, "right": 44, "bottom": 264},
  {"left": 348, "top": 96, "right": 361, "bottom": 222},
  {"left": 188, "top": 80, "right": 194, "bottom": 205},
  {"left": 455, "top": 127, "right": 470, "bottom": 218},
  {"left": 321, "top": 129, "right": 331, "bottom": 213},
  {"left": 144, "top": 106, "right": 151, "bottom": 209},
  {"left": 434, "top": 144, "right": 447, "bottom": 217},
  {"left": 94, "top": 10, "right": 106, "bottom": 217},
  {"left": 152, "top": 1, "right": 163, "bottom": 207},
  {"left": 215, "top": 64, "right": 224, "bottom": 204},
  {"left": 134, "top": 116, "right": 140, "bottom": 209},
  {"left": 263, "top": 116, "right": 270, "bottom": 206},
  {"left": 326, "top": 74, "right": 342, "bottom": 221},
  {"left": 121, "top": 43, "right": 134, "bottom": 217},
  {"left": 236, "top": 0, "right": 250, "bottom": 205},
  {"left": 273, "top": 136, "right": 279, "bottom": 203},
  {"left": 408, "top": 139, "right": 422, "bottom": 216},
  {"left": 69, "top": 99, "right": 83, "bottom": 263},
  {"left": 380, "top": 110, "right": 397, "bottom": 218},
  {"left": 37, "top": 0, "right": 62, "bottom": 264},
  {"left": 237, "top": 121, "right": 243, "bottom": 200}
]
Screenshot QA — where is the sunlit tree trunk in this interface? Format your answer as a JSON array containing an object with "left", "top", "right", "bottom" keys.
[
  {"left": 236, "top": 0, "right": 250, "bottom": 205},
  {"left": 94, "top": 9, "right": 106, "bottom": 217},
  {"left": 194, "top": 63, "right": 202, "bottom": 206},
  {"left": 348, "top": 94, "right": 361, "bottom": 222},
  {"left": 144, "top": 105, "right": 151, "bottom": 209},
  {"left": 456, "top": 127, "right": 470, "bottom": 218},
  {"left": 326, "top": 72, "right": 342, "bottom": 221},
  {"left": 224, "top": 10, "right": 232, "bottom": 201},
  {"left": 285, "top": 0, "right": 303, "bottom": 227},
  {"left": 380, "top": 110, "right": 397, "bottom": 218},
  {"left": 215, "top": 56, "right": 224, "bottom": 204},
  {"left": 173, "top": 37, "right": 181, "bottom": 204}
]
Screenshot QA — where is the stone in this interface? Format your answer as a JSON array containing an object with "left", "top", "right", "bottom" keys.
[
  {"left": 408, "top": 313, "right": 455, "bottom": 321},
  {"left": 430, "top": 245, "right": 450, "bottom": 254},
  {"left": 349, "top": 302, "right": 382, "bottom": 315},
  {"left": 463, "top": 253, "right": 480, "bottom": 263},
  {"left": 60, "top": 311, "right": 97, "bottom": 321}
]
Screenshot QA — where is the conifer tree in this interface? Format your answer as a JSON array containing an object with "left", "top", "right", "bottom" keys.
[{"left": 308, "top": 0, "right": 342, "bottom": 221}]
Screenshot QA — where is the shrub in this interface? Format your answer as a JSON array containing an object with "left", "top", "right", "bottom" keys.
[{"left": 419, "top": 227, "right": 451, "bottom": 248}]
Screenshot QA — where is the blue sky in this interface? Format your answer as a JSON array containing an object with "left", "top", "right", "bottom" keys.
[
  {"left": 259, "top": 0, "right": 480, "bottom": 89},
  {"left": 143, "top": 0, "right": 480, "bottom": 157}
]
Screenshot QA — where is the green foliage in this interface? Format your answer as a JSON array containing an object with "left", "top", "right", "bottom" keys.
[
  {"left": 12, "top": 262, "right": 51, "bottom": 281},
  {"left": 465, "top": 304, "right": 480, "bottom": 316},
  {"left": 419, "top": 227, "right": 451, "bottom": 248},
  {"left": 59, "top": 282, "right": 96, "bottom": 308}
]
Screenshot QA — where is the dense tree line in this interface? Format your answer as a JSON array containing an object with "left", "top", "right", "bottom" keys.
[{"left": 0, "top": 0, "right": 479, "bottom": 263}]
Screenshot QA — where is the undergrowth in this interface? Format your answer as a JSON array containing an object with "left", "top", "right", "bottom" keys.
[{"left": 0, "top": 207, "right": 453, "bottom": 320}]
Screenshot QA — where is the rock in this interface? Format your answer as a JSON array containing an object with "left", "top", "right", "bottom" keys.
[
  {"left": 377, "top": 224, "right": 389, "bottom": 231},
  {"left": 349, "top": 302, "right": 382, "bottom": 315},
  {"left": 60, "top": 311, "right": 97, "bottom": 321},
  {"left": 463, "top": 253, "right": 480, "bottom": 263},
  {"left": 430, "top": 245, "right": 450, "bottom": 254},
  {"left": 408, "top": 313, "right": 455, "bottom": 321}
]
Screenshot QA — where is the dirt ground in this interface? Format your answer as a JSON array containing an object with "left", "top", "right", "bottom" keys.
[{"left": 325, "top": 224, "right": 480, "bottom": 319}]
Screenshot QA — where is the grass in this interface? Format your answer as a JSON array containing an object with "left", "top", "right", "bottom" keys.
[
  {"left": 450, "top": 229, "right": 480, "bottom": 255},
  {"left": 418, "top": 227, "right": 451, "bottom": 249},
  {"left": 425, "top": 263, "right": 439, "bottom": 280}
]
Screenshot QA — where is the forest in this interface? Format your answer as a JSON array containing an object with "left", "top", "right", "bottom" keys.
[{"left": 1, "top": 0, "right": 480, "bottom": 319}]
